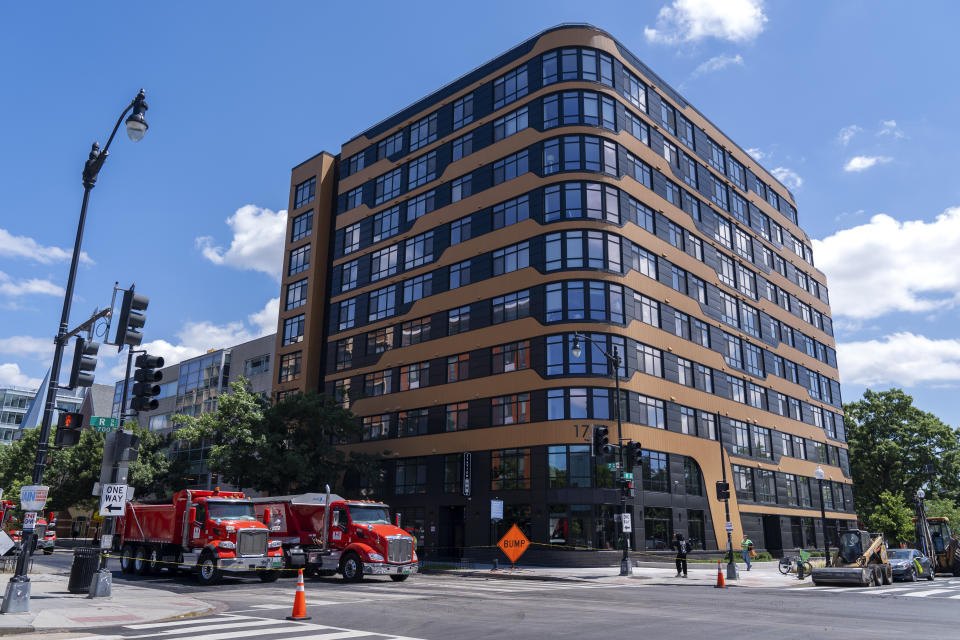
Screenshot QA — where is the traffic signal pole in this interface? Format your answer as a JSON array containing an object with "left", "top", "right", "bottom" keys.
[{"left": 613, "top": 345, "right": 631, "bottom": 577}]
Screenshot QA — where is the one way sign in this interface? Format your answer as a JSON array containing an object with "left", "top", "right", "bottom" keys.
[{"left": 99, "top": 483, "right": 129, "bottom": 517}]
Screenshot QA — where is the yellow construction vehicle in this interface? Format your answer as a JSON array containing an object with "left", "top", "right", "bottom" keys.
[
  {"left": 810, "top": 529, "right": 892, "bottom": 586},
  {"left": 922, "top": 517, "right": 960, "bottom": 576}
]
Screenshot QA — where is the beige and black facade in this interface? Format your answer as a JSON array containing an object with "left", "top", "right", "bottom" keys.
[{"left": 273, "top": 24, "right": 855, "bottom": 561}]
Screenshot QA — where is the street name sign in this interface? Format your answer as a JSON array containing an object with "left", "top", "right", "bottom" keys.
[
  {"left": 497, "top": 524, "right": 530, "bottom": 563},
  {"left": 99, "top": 483, "right": 129, "bottom": 516},
  {"left": 20, "top": 485, "right": 49, "bottom": 511},
  {"left": 91, "top": 416, "right": 119, "bottom": 432},
  {"left": 623, "top": 472, "right": 634, "bottom": 480}
]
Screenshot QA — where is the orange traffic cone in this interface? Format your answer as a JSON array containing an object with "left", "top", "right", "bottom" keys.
[
  {"left": 714, "top": 560, "right": 726, "bottom": 588},
  {"left": 286, "top": 568, "right": 311, "bottom": 621}
]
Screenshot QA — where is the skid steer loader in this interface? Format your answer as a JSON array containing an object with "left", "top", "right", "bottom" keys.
[{"left": 810, "top": 529, "right": 892, "bottom": 586}]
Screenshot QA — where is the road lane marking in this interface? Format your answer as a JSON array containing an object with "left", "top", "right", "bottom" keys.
[
  {"left": 125, "top": 615, "right": 253, "bottom": 629},
  {"left": 902, "top": 588, "right": 955, "bottom": 597}
]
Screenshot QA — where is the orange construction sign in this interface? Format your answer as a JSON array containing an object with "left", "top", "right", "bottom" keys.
[{"left": 497, "top": 524, "right": 530, "bottom": 563}]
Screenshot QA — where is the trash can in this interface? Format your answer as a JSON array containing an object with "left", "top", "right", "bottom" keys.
[{"left": 67, "top": 546, "right": 102, "bottom": 594}]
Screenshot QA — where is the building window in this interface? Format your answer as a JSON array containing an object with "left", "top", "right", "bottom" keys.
[
  {"left": 733, "top": 420, "right": 751, "bottom": 456},
  {"left": 282, "top": 314, "right": 305, "bottom": 346},
  {"left": 642, "top": 451, "right": 669, "bottom": 492},
  {"left": 368, "top": 285, "right": 397, "bottom": 321},
  {"left": 288, "top": 244, "right": 310, "bottom": 276},
  {"left": 344, "top": 187, "right": 363, "bottom": 211},
  {"left": 451, "top": 175, "right": 471, "bottom": 202},
  {"left": 377, "top": 131, "right": 403, "bottom": 160},
  {"left": 548, "top": 445, "right": 592, "bottom": 488},
  {"left": 447, "top": 353, "right": 469, "bottom": 383},
  {"left": 732, "top": 465, "right": 753, "bottom": 502},
  {"left": 373, "top": 206, "right": 401, "bottom": 242},
  {"left": 370, "top": 245, "right": 398, "bottom": 281},
  {"left": 493, "top": 66, "right": 528, "bottom": 109},
  {"left": 751, "top": 425, "right": 773, "bottom": 459},
  {"left": 291, "top": 211, "right": 313, "bottom": 242},
  {"left": 334, "top": 338, "right": 353, "bottom": 371},
  {"left": 407, "top": 151, "right": 437, "bottom": 189},
  {"left": 684, "top": 457, "right": 703, "bottom": 495},
  {"left": 406, "top": 189, "right": 435, "bottom": 222},
  {"left": 364, "top": 369, "right": 393, "bottom": 397},
  {"left": 757, "top": 469, "right": 777, "bottom": 503},
  {"left": 285, "top": 279, "right": 308, "bottom": 310},
  {"left": 405, "top": 231, "right": 434, "bottom": 269},
  {"left": 448, "top": 305, "right": 470, "bottom": 335},
  {"left": 622, "top": 68, "right": 647, "bottom": 111},
  {"left": 294, "top": 177, "right": 315, "bottom": 209},
  {"left": 450, "top": 216, "right": 471, "bottom": 245},
  {"left": 398, "top": 408, "right": 429, "bottom": 437},
  {"left": 344, "top": 151, "right": 365, "bottom": 177},
  {"left": 399, "top": 362, "right": 429, "bottom": 391},
  {"left": 449, "top": 260, "right": 471, "bottom": 289},
  {"left": 453, "top": 93, "right": 473, "bottom": 130},
  {"left": 637, "top": 344, "right": 663, "bottom": 378},
  {"left": 362, "top": 414, "right": 391, "bottom": 441},
  {"left": 337, "top": 298, "right": 355, "bottom": 331},
  {"left": 492, "top": 290, "right": 530, "bottom": 323},
  {"left": 491, "top": 448, "right": 531, "bottom": 490},
  {"left": 403, "top": 273, "right": 432, "bottom": 303},
  {"left": 244, "top": 354, "right": 270, "bottom": 377},
  {"left": 446, "top": 402, "right": 469, "bottom": 431},
  {"left": 493, "top": 150, "right": 529, "bottom": 184},
  {"left": 408, "top": 113, "right": 438, "bottom": 152},
  {"left": 278, "top": 352, "right": 301, "bottom": 383},
  {"left": 492, "top": 393, "right": 529, "bottom": 426},
  {"left": 452, "top": 133, "right": 473, "bottom": 161},
  {"left": 492, "top": 195, "right": 529, "bottom": 229},
  {"left": 492, "top": 241, "right": 529, "bottom": 275},
  {"left": 368, "top": 326, "right": 394, "bottom": 354},
  {"left": 395, "top": 457, "right": 427, "bottom": 495},
  {"left": 375, "top": 167, "right": 402, "bottom": 205},
  {"left": 343, "top": 223, "right": 360, "bottom": 254},
  {"left": 494, "top": 106, "right": 529, "bottom": 140},
  {"left": 679, "top": 406, "right": 696, "bottom": 434},
  {"left": 400, "top": 317, "right": 430, "bottom": 347},
  {"left": 492, "top": 340, "right": 530, "bottom": 374},
  {"left": 443, "top": 454, "right": 462, "bottom": 493},
  {"left": 339, "top": 259, "right": 358, "bottom": 293}
]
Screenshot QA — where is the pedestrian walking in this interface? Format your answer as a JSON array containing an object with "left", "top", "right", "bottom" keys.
[
  {"left": 674, "top": 533, "right": 688, "bottom": 577},
  {"left": 741, "top": 534, "right": 754, "bottom": 571}
]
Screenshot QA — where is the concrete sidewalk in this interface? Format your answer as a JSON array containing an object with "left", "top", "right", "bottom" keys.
[
  {"left": 0, "top": 569, "right": 214, "bottom": 636},
  {"left": 442, "top": 560, "right": 813, "bottom": 588}
]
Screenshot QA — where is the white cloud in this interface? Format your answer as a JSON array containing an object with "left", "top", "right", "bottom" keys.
[
  {"left": 196, "top": 205, "right": 287, "bottom": 281},
  {"left": 843, "top": 155, "right": 893, "bottom": 172},
  {"left": 0, "top": 228, "right": 91, "bottom": 265},
  {"left": 771, "top": 167, "right": 802, "bottom": 190},
  {"left": 0, "top": 363, "right": 42, "bottom": 388},
  {"left": 109, "top": 298, "right": 279, "bottom": 379},
  {"left": 0, "top": 335, "right": 51, "bottom": 357},
  {"left": 877, "top": 119, "right": 905, "bottom": 139},
  {"left": 0, "top": 271, "right": 64, "bottom": 297},
  {"left": 691, "top": 54, "right": 744, "bottom": 77},
  {"left": 746, "top": 147, "right": 767, "bottom": 161},
  {"left": 814, "top": 207, "right": 960, "bottom": 319},
  {"left": 645, "top": 0, "right": 768, "bottom": 44},
  {"left": 837, "top": 125, "right": 861, "bottom": 146},
  {"left": 838, "top": 333, "right": 960, "bottom": 387}
]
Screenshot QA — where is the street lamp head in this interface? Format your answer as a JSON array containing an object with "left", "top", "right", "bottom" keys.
[
  {"left": 125, "top": 89, "right": 149, "bottom": 142},
  {"left": 814, "top": 465, "right": 824, "bottom": 480},
  {"left": 571, "top": 335, "right": 582, "bottom": 360},
  {"left": 917, "top": 488, "right": 925, "bottom": 500}
]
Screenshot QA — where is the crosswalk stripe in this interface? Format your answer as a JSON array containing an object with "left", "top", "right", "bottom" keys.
[
  {"left": 125, "top": 615, "right": 251, "bottom": 630},
  {"left": 860, "top": 587, "right": 913, "bottom": 595},
  {"left": 131, "top": 624, "right": 330, "bottom": 640},
  {"left": 949, "top": 594, "right": 960, "bottom": 599},
  {"left": 902, "top": 588, "right": 955, "bottom": 597}
]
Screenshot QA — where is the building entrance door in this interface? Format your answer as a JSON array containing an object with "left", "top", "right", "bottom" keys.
[
  {"left": 762, "top": 515, "right": 784, "bottom": 558},
  {"left": 439, "top": 506, "right": 465, "bottom": 560}
]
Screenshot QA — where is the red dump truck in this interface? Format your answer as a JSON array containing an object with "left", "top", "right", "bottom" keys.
[
  {"left": 117, "top": 488, "right": 283, "bottom": 584},
  {"left": 250, "top": 490, "right": 418, "bottom": 582}
]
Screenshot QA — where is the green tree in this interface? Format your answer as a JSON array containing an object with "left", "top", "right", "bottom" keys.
[
  {"left": 174, "top": 381, "right": 380, "bottom": 495},
  {"left": 844, "top": 389, "right": 960, "bottom": 518},
  {"left": 866, "top": 490, "right": 914, "bottom": 544},
  {"left": 927, "top": 496, "right": 960, "bottom": 525},
  {"left": 126, "top": 421, "right": 190, "bottom": 499}
]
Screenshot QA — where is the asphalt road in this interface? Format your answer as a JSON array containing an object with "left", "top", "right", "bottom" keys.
[{"left": 26, "top": 552, "right": 960, "bottom": 640}]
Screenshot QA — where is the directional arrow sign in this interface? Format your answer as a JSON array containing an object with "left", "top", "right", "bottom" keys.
[{"left": 99, "top": 483, "right": 129, "bottom": 517}]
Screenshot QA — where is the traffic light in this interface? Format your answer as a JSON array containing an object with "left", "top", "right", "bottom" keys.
[
  {"left": 131, "top": 353, "right": 164, "bottom": 412},
  {"left": 620, "top": 479, "right": 636, "bottom": 499},
  {"left": 625, "top": 441, "right": 643, "bottom": 468},
  {"left": 115, "top": 289, "right": 149, "bottom": 350},
  {"left": 68, "top": 337, "right": 99, "bottom": 389},
  {"left": 716, "top": 481, "right": 730, "bottom": 501},
  {"left": 54, "top": 411, "right": 84, "bottom": 447},
  {"left": 592, "top": 425, "right": 611, "bottom": 456},
  {"left": 114, "top": 429, "right": 140, "bottom": 463}
]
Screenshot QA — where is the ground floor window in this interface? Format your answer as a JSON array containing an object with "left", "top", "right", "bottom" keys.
[
  {"left": 395, "top": 506, "right": 426, "bottom": 549},
  {"left": 494, "top": 504, "right": 532, "bottom": 543},
  {"left": 687, "top": 509, "right": 706, "bottom": 549},
  {"left": 644, "top": 506, "right": 673, "bottom": 550}
]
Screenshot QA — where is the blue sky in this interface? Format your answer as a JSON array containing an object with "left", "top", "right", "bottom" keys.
[{"left": 2, "top": 1, "right": 959, "bottom": 426}]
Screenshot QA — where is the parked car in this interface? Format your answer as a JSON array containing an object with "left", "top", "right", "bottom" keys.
[{"left": 889, "top": 548, "right": 934, "bottom": 582}]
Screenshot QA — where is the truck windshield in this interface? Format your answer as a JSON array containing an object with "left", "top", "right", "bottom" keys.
[
  {"left": 350, "top": 506, "right": 391, "bottom": 525},
  {"left": 207, "top": 502, "right": 257, "bottom": 522}
]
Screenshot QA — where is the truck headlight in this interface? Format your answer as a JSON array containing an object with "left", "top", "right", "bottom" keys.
[
  {"left": 218, "top": 541, "right": 236, "bottom": 549},
  {"left": 268, "top": 540, "right": 282, "bottom": 548},
  {"left": 368, "top": 553, "right": 384, "bottom": 562},
  {"left": 413, "top": 551, "right": 418, "bottom": 562}
]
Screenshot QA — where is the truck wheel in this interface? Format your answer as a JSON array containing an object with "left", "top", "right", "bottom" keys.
[
  {"left": 120, "top": 544, "right": 136, "bottom": 574},
  {"left": 341, "top": 552, "right": 364, "bottom": 583},
  {"left": 259, "top": 570, "right": 280, "bottom": 583},
  {"left": 882, "top": 566, "right": 892, "bottom": 585},
  {"left": 197, "top": 553, "right": 222, "bottom": 586},
  {"left": 134, "top": 546, "right": 150, "bottom": 576},
  {"left": 390, "top": 574, "right": 409, "bottom": 582}
]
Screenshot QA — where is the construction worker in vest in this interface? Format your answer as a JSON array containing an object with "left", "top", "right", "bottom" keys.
[{"left": 741, "top": 534, "right": 754, "bottom": 571}]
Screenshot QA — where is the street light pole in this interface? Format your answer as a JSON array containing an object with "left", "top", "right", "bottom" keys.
[
  {"left": 815, "top": 465, "right": 829, "bottom": 564},
  {"left": 1, "top": 90, "right": 149, "bottom": 615},
  {"left": 719, "top": 439, "right": 737, "bottom": 581},
  {"left": 572, "top": 333, "right": 632, "bottom": 576}
]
